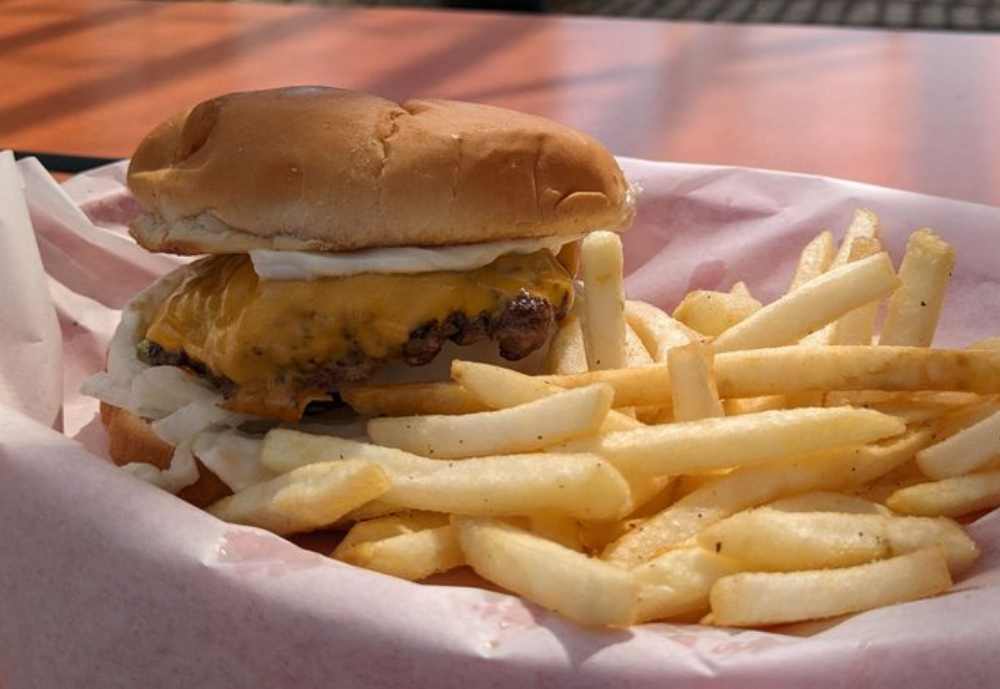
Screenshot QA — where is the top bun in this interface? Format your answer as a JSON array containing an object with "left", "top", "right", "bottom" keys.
[{"left": 127, "top": 86, "right": 633, "bottom": 254}]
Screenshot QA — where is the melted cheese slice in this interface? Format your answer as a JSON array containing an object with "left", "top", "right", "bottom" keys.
[{"left": 144, "top": 251, "right": 572, "bottom": 419}]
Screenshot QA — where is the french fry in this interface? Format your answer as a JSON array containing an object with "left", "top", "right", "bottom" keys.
[
  {"left": 713, "top": 253, "right": 900, "bottom": 353},
  {"left": 668, "top": 342, "right": 724, "bottom": 422},
  {"left": 709, "top": 548, "right": 951, "bottom": 627},
  {"left": 566, "top": 407, "right": 904, "bottom": 478},
  {"left": 867, "top": 401, "right": 951, "bottom": 425},
  {"left": 207, "top": 460, "right": 390, "bottom": 535},
  {"left": 336, "top": 525, "right": 464, "bottom": 581},
  {"left": 340, "top": 500, "right": 406, "bottom": 524},
  {"left": 580, "top": 231, "right": 627, "bottom": 370},
  {"left": 886, "top": 470, "right": 1000, "bottom": 518},
  {"left": 671, "top": 472, "right": 727, "bottom": 501},
  {"left": 788, "top": 230, "right": 836, "bottom": 291},
  {"left": 342, "top": 381, "right": 482, "bottom": 416},
  {"left": 833, "top": 209, "right": 882, "bottom": 265},
  {"left": 722, "top": 395, "right": 787, "bottom": 416},
  {"left": 333, "top": 512, "right": 450, "bottom": 558},
  {"left": 916, "top": 409, "right": 1000, "bottom": 479},
  {"left": 261, "top": 429, "right": 435, "bottom": 475},
  {"left": 547, "top": 314, "right": 589, "bottom": 375},
  {"left": 930, "top": 399, "right": 1000, "bottom": 442},
  {"left": 627, "top": 477, "right": 678, "bottom": 518},
  {"left": 713, "top": 347, "right": 1000, "bottom": 399},
  {"left": 528, "top": 513, "right": 584, "bottom": 551},
  {"left": 848, "top": 459, "right": 929, "bottom": 504},
  {"left": 826, "top": 390, "right": 982, "bottom": 410},
  {"left": 545, "top": 366, "right": 673, "bottom": 407},
  {"left": 766, "top": 491, "right": 890, "bottom": 515},
  {"left": 801, "top": 211, "right": 882, "bottom": 345},
  {"left": 729, "top": 281, "right": 754, "bottom": 300},
  {"left": 343, "top": 348, "right": 1000, "bottom": 416},
  {"left": 624, "top": 300, "right": 700, "bottom": 362},
  {"left": 368, "top": 384, "right": 613, "bottom": 458},
  {"left": 673, "top": 290, "right": 762, "bottom": 337},
  {"left": 698, "top": 510, "right": 891, "bottom": 571},
  {"left": 262, "top": 430, "right": 631, "bottom": 519},
  {"left": 579, "top": 519, "right": 632, "bottom": 554},
  {"left": 624, "top": 323, "right": 655, "bottom": 367},
  {"left": 883, "top": 516, "right": 979, "bottom": 575},
  {"left": 632, "top": 404, "right": 674, "bottom": 424},
  {"left": 386, "top": 454, "right": 631, "bottom": 520},
  {"left": 602, "top": 428, "right": 932, "bottom": 567},
  {"left": 454, "top": 516, "right": 637, "bottom": 627},
  {"left": 450, "top": 360, "right": 641, "bottom": 432},
  {"left": 720, "top": 507, "right": 976, "bottom": 575},
  {"left": 824, "top": 390, "right": 899, "bottom": 407},
  {"left": 829, "top": 237, "right": 883, "bottom": 345},
  {"left": 783, "top": 391, "right": 826, "bottom": 408},
  {"left": 879, "top": 229, "right": 955, "bottom": 347},
  {"left": 633, "top": 548, "right": 744, "bottom": 623}
]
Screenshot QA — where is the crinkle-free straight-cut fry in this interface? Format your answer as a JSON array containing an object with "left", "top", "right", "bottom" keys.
[
  {"left": 335, "top": 525, "right": 464, "bottom": 581},
  {"left": 723, "top": 395, "right": 788, "bottom": 416},
  {"left": 633, "top": 547, "right": 744, "bottom": 623},
  {"left": 834, "top": 209, "right": 882, "bottom": 264},
  {"left": 700, "top": 509, "right": 976, "bottom": 574},
  {"left": 672, "top": 289, "right": 762, "bottom": 337},
  {"left": 207, "top": 460, "right": 391, "bottom": 535},
  {"left": 709, "top": 548, "right": 951, "bottom": 627},
  {"left": 565, "top": 407, "right": 904, "bottom": 478},
  {"left": 333, "top": 511, "right": 451, "bottom": 558},
  {"left": 766, "top": 491, "right": 889, "bottom": 515},
  {"left": 880, "top": 229, "right": 956, "bottom": 347},
  {"left": 697, "top": 510, "right": 891, "bottom": 571},
  {"left": 713, "top": 252, "right": 900, "bottom": 352},
  {"left": 262, "top": 429, "right": 631, "bottom": 519},
  {"left": 384, "top": 453, "right": 632, "bottom": 520},
  {"left": 624, "top": 324, "right": 655, "bottom": 367},
  {"left": 788, "top": 230, "right": 836, "bottom": 291},
  {"left": 547, "top": 314, "right": 589, "bottom": 375},
  {"left": 625, "top": 300, "right": 700, "bottom": 361},
  {"left": 829, "top": 236, "right": 884, "bottom": 346},
  {"left": 368, "top": 383, "right": 613, "bottom": 458},
  {"left": 668, "top": 342, "right": 724, "bottom": 422},
  {"left": 916, "top": 409, "right": 1000, "bottom": 479},
  {"left": 580, "top": 231, "right": 627, "bottom": 370},
  {"left": 802, "top": 210, "right": 882, "bottom": 345},
  {"left": 451, "top": 360, "right": 640, "bottom": 432},
  {"left": 714, "top": 347, "right": 1000, "bottom": 398},
  {"left": 602, "top": 428, "right": 933, "bottom": 567},
  {"left": 887, "top": 470, "right": 1000, "bottom": 518},
  {"left": 341, "top": 381, "right": 483, "bottom": 416},
  {"left": 454, "top": 517, "right": 638, "bottom": 627},
  {"left": 341, "top": 348, "right": 1000, "bottom": 416}
]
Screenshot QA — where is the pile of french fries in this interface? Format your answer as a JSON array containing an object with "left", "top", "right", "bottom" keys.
[{"left": 206, "top": 210, "right": 1000, "bottom": 629}]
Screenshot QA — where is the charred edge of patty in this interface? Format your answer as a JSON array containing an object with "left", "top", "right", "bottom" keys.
[{"left": 137, "top": 290, "right": 570, "bottom": 394}]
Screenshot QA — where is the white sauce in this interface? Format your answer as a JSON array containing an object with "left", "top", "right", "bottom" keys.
[{"left": 249, "top": 234, "right": 581, "bottom": 280}]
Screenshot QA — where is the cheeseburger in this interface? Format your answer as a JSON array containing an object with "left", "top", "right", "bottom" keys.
[{"left": 83, "top": 86, "right": 633, "bottom": 506}]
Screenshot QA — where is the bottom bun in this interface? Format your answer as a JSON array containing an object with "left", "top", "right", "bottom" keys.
[{"left": 100, "top": 402, "right": 233, "bottom": 508}]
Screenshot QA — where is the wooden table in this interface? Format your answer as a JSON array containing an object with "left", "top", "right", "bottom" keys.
[{"left": 3, "top": 0, "right": 1000, "bottom": 205}]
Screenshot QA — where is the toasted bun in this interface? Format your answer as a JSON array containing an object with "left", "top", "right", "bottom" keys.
[
  {"left": 100, "top": 402, "right": 232, "bottom": 508},
  {"left": 127, "top": 86, "right": 633, "bottom": 254}
]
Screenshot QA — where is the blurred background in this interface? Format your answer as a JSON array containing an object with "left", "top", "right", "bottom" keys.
[{"left": 236, "top": 0, "right": 1000, "bottom": 32}]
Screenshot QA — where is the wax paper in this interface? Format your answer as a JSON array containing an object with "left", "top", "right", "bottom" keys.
[{"left": 1, "top": 153, "right": 998, "bottom": 689}]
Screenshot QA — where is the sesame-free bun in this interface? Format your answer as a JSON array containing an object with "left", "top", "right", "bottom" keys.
[
  {"left": 127, "top": 86, "right": 633, "bottom": 255},
  {"left": 100, "top": 402, "right": 232, "bottom": 508}
]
